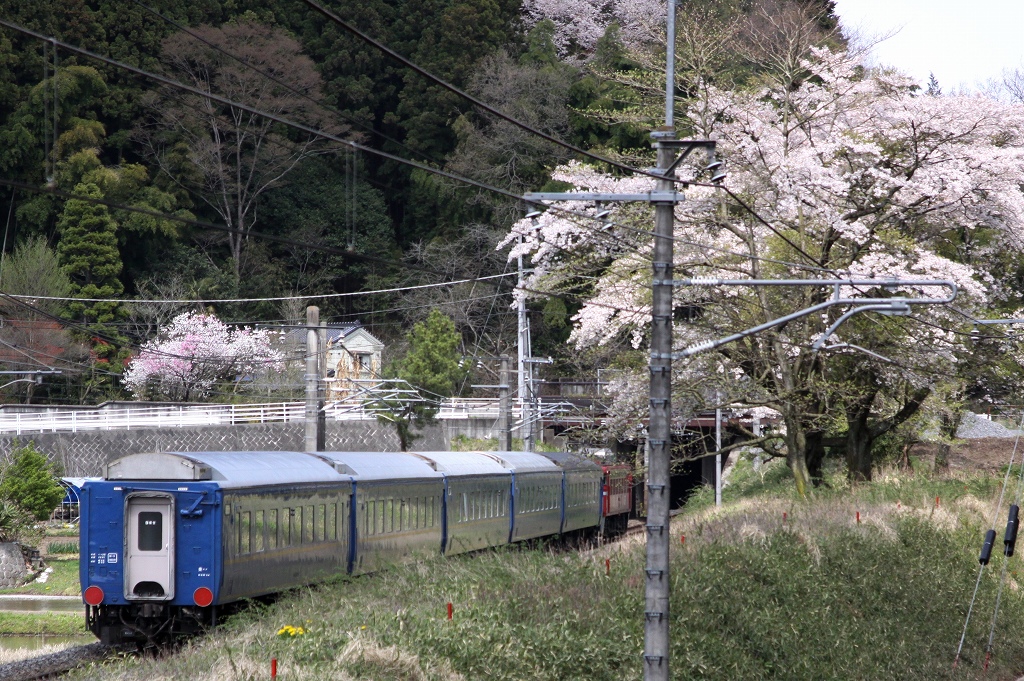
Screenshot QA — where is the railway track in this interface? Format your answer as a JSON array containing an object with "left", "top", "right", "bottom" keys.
[{"left": 0, "top": 642, "right": 123, "bottom": 681}]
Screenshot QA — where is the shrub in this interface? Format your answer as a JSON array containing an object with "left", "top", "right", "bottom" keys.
[{"left": 0, "top": 442, "right": 65, "bottom": 520}]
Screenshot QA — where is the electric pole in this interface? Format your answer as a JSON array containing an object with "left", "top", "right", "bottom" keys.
[
  {"left": 517, "top": 235, "right": 533, "bottom": 451},
  {"left": 304, "top": 305, "right": 319, "bottom": 453},
  {"left": 520, "top": 3, "right": 714, "bottom": 676},
  {"left": 499, "top": 355, "right": 512, "bottom": 450}
]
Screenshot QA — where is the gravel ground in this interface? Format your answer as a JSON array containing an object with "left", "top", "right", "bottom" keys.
[{"left": 956, "top": 412, "right": 1024, "bottom": 439}]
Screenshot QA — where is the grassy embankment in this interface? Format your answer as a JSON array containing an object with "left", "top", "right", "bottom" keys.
[
  {"left": 0, "top": 531, "right": 86, "bottom": 636},
  {"left": 64, "top": 458, "right": 1024, "bottom": 680}
]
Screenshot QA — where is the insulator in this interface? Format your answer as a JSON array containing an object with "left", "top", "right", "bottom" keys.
[
  {"left": 980, "top": 529, "right": 997, "bottom": 565},
  {"left": 1005, "top": 505, "right": 1020, "bottom": 557}
]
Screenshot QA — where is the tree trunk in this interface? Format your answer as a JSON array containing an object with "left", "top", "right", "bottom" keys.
[
  {"left": 784, "top": 416, "right": 812, "bottom": 497},
  {"left": 845, "top": 420, "right": 873, "bottom": 482},
  {"left": 805, "top": 430, "right": 826, "bottom": 485},
  {"left": 935, "top": 409, "right": 963, "bottom": 470}
]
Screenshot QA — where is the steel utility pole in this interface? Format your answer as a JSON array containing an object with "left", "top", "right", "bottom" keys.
[
  {"left": 521, "top": 3, "right": 714, "bottom": 675},
  {"left": 499, "top": 355, "right": 512, "bottom": 450},
  {"left": 304, "top": 305, "right": 319, "bottom": 453},
  {"left": 517, "top": 236, "right": 533, "bottom": 451},
  {"left": 645, "top": 116, "right": 676, "bottom": 681}
]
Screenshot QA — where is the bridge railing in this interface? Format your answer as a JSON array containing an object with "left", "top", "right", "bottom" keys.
[{"left": 0, "top": 397, "right": 590, "bottom": 435}]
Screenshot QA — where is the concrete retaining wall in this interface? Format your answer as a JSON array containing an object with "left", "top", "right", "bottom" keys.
[{"left": 0, "top": 420, "right": 446, "bottom": 477}]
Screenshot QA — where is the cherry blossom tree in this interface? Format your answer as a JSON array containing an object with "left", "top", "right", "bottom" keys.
[
  {"left": 509, "top": 48, "right": 1024, "bottom": 493},
  {"left": 123, "top": 311, "right": 283, "bottom": 402}
]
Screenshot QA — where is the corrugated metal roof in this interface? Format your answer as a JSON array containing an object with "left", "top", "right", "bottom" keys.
[
  {"left": 313, "top": 451, "right": 444, "bottom": 481},
  {"left": 479, "top": 451, "right": 560, "bottom": 473},
  {"left": 105, "top": 451, "right": 346, "bottom": 488},
  {"left": 411, "top": 451, "right": 511, "bottom": 476}
]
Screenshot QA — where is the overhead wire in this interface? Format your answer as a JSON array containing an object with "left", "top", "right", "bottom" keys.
[
  {"left": 299, "top": 0, "right": 824, "bottom": 266},
  {"left": 0, "top": 19, "right": 833, "bottom": 284},
  {"left": 129, "top": 0, "right": 447, "bottom": 167},
  {"left": 3, "top": 273, "right": 515, "bottom": 305}
]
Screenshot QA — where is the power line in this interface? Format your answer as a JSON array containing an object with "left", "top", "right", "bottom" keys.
[
  {"left": 5, "top": 273, "right": 514, "bottom": 305},
  {"left": 0, "top": 19, "right": 829, "bottom": 282},
  {"left": 130, "top": 0, "right": 443, "bottom": 168},
  {"left": 300, "top": 0, "right": 824, "bottom": 266}
]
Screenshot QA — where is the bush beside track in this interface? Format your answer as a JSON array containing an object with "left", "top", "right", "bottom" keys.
[{"left": 62, "top": 457, "right": 1024, "bottom": 680}]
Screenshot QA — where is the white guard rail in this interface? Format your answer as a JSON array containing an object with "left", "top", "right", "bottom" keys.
[{"left": 0, "top": 399, "right": 535, "bottom": 435}]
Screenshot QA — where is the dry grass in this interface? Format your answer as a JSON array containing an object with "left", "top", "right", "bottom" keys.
[{"left": 0, "top": 641, "right": 75, "bottom": 664}]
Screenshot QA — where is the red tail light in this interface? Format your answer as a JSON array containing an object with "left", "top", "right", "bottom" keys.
[
  {"left": 84, "top": 585, "right": 104, "bottom": 606},
  {"left": 193, "top": 586, "right": 214, "bottom": 607}
]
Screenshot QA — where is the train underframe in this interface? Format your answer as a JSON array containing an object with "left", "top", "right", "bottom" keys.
[{"left": 87, "top": 602, "right": 216, "bottom": 645}]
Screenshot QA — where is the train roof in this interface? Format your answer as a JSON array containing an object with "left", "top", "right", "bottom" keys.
[
  {"left": 410, "top": 451, "right": 511, "bottom": 476},
  {"left": 105, "top": 451, "right": 347, "bottom": 488},
  {"left": 312, "top": 451, "right": 444, "bottom": 481},
  {"left": 478, "top": 451, "right": 561, "bottom": 473},
  {"left": 536, "top": 451, "right": 602, "bottom": 471}
]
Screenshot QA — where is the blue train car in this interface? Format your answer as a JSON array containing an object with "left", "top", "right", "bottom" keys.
[
  {"left": 78, "top": 448, "right": 626, "bottom": 644},
  {"left": 537, "top": 452, "right": 603, "bottom": 533},
  {"left": 484, "top": 452, "right": 564, "bottom": 541},
  {"left": 311, "top": 452, "right": 444, "bottom": 575},
  {"left": 412, "top": 451, "right": 514, "bottom": 555},
  {"left": 81, "top": 450, "right": 350, "bottom": 644}
]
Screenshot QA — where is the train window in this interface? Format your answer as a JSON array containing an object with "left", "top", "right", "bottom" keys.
[
  {"left": 303, "top": 505, "right": 314, "bottom": 543},
  {"left": 254, "top": 510, "right": 265, "bottom": 553},
  {"left": 267, "top": 509, "right": 278, "bottom": 550},
  {"left": 316, "top": 505, "right": 325, "bottom": 542},
  {"left": 138, "top": 511, "right": 162, "bottom": 551},
  {"left": 240, "top": 512, "right": 251, "bottom": 555},
  {"left": 327, "top": 503, "right": 337, "bottom": 541}
]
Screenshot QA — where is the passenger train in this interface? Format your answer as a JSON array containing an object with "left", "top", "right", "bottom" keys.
[{"left": 79, "top": 449, "right": 632, "bottom": 644}]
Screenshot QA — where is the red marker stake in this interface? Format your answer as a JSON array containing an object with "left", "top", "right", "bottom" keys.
[
  {"left": 936, "top": 496, "right": 940, "bottom": 508},
  {"left": 856, "top": 511, "right": 861, "bottom": 524},
  {"left": 447, "top": 602, "right": 453, "bottom": 620},
  {"left": 605, "top": 558, "right": 610, "bottom": 576},
  {"left": 271, "top": 658, "right": 277, "bottom": 679},
  {"left": 782, "top": 512, "right": 787, "bottom": 521},
  {"left": 680, "top": 535, "right": 685, "bottom": 545}
]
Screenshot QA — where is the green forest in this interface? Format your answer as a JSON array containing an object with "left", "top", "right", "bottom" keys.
[
  {"left": 7, "top": 0, "right": 1024, "bottom": 491},
  {"left": 0, "top": 0, "right": 847, "bottom": 403}
]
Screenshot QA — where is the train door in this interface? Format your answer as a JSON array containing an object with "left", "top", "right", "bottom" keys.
[{"left": 124, "top": 494, "right": 175, "bottom": 601}]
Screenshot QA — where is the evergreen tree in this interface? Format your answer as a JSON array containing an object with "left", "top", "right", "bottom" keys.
[
  {"left": 0, "top": 441, "right": 64, "bottom": 521},
  {"left": 380, "top": 310, "right": 470, "bottom": 450},
  {"left": 56, "top": 181, "right": 124, "bottom": 327},
  {"left": 398, "top": 309, "right": 470, "bottom": 403},
  {"left": 56, "top": 181, "right": 129, "bottom": 400}
]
